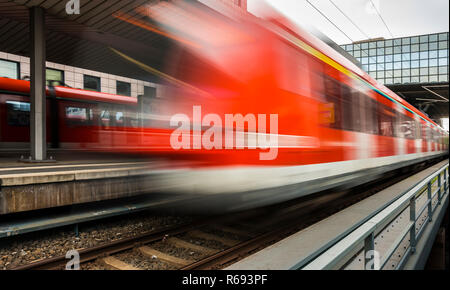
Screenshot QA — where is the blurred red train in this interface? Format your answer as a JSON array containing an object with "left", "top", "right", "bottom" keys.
[{"left": 0, "top": 2, "right": 448, "bottom": 211}]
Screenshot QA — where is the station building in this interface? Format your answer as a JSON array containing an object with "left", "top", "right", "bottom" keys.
[
  {"left": 341, "top": 33, "right": 449, "bottom": 125},
  {"left": 341, "top": 33, "right": 449, "bottom": 85}
]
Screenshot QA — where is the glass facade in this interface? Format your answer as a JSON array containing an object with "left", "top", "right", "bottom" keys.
[
  {"left": 116, "top": 80, "right": 131, "bottom": 96},
  {"left": 341, "top": 32, "right": 449, "bottom": 85},
  {"left": 84, "top": 75, "right": 101, "bottom": 92}
]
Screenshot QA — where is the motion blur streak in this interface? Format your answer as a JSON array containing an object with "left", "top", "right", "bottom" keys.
[
  {"left": 136, "top": 0, "right": 252, "bottom": 47},
  {"left": 0, "top": 1, "right": 447, "bottom": 212},
  {"left": 109, "top": 47, "right": 210, "bottom": 97},
  {"left": 112, "top": 10, "right": 200, "bottom": 48}
]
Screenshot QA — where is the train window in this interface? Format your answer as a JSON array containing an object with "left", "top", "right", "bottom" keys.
[
  {"left": 393, "top": 110, "right": 401, "bottom": 138},
  {"left": 396, "top": 113, "right": 415, "bottom": 139},
  {"left": 352, "top": 91, "right": 362, "bottom": 132},
  {"left": 341, "top": 86, "right": 352, "bottom": 131},
  {"left": 65, "top": 107, "right": 92, "bottom": 126},
  {"left": 403, "top": 116, "right": 416, "bottom": 139},
  {"left": 352, "top": 90, "right": 363, "bottom": 132},
  {"left": 377, "top": 103, "right": 395, "bottom": 137},
  {"left": 100, "top": 110, "right": 125, "bottom": 127},
  {"left": 6, "top": 101, "right": 30, "bottom": 126},
  {"left": 322, "top": 76, "right": 342, "bottom": 129},
  {"left": 364, "top": 97, "right": 379, "bottom": 135},
  {"left": 115, "top": 112, "right": 124, "bottom": 126},
  {"left": 422, "top": 125, "right": 431, "bottom": 140},
  {"left": 341, "top": 86, "right": 362, "bottom": 132},
  {"left": 100, "top": 110, "right": 112, "bottom": 127},
  {"left": 415, "top": 120, "right": 421, "bottom": 139}
]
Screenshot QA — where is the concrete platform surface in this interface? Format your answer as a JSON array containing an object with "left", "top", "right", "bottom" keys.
[
  {"left": 225, "top": 160, "right": 449, "bottom": 270},
  {"left": 0, "top": 152, "right": 166, "bottom": 214},
  {"left": 0, "top": 161, "right": 151, "bottom": 186}
]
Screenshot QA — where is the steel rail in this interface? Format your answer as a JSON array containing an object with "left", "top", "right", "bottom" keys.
[
  {"left": 11, "top": 221, "right": 203, "bottom": 270},
  {"left": 179, "top": 162, "right": 435, "bottom": 270}
]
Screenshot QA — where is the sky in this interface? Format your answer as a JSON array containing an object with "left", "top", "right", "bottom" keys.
[{"left": 247, "top": 0, "right": 449, "bottom": 45}]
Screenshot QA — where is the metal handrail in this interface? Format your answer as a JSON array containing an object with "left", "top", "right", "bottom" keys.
[{"left": 303, "top": 163, "right": 449, "bottom": 270}]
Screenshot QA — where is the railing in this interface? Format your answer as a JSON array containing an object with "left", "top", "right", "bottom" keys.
[{"left": 303, "top": 163, "right": 449, "bottom": 270}]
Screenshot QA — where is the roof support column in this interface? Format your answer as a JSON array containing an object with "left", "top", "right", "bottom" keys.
[{"left": 29, "top": 6, "right": 47, "bottom": 161}]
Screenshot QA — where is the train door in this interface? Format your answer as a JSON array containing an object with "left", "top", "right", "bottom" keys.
[
  {"left": 375, "top": 98, "right": 396, "bottom": 158},
  {"left": 422, "top": 122, "right": 430, "bottom": 153},
  {"left": 309, "top": 59, "right": 345, "bottom": 163},
  {"left": 340, "top": 80, "right": 364, "bottom": 161},
  {"left": 97, "top": 104, "right": 114, "bottom": 148},
  {"left": 112, "top": 105, "right": 127, "bottom": 147},
  {"left": 394, "top": 106, "right": 407, "bottom": 155},
  {"left": 0, "top": 95, "right": 31, "bottom": 146},
  {"left": 414, "top": 115, "right": 423, "bottom": 154},
  {"left": 0, "top": 94, "right": 54, "bottom": 149},
  {"left": 360, "top": 93, "right": 379, "bottom": 159}
]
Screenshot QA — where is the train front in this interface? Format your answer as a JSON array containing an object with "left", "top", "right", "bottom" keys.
[{"left": 99, "top": 1, "right": 322, "bottom": 213}]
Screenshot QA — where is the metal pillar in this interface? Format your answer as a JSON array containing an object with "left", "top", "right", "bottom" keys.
[
  {"left": 30, "top": 6, "right": 46, "bottom": 161},
  {"left": 410, "top": 197, "right": 417, "bottom": 253}
]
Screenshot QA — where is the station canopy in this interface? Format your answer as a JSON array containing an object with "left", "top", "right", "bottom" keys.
[
  {"left": 387, "top": 83, "right": 449, "bottom": 123},
  {"left": 0, "top": 0, "right": 244, "bottom": 83}
]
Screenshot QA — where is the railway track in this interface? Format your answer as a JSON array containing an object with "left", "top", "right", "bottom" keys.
[{"left": 10, "top": 160, "right": 441, "bottom": 270}]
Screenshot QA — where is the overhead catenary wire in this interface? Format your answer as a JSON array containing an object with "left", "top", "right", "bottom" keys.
[
  {"left": 304, "top": 0, "right": 354, "bottom": 44},
  {"left": 305, "top": 0, "right": 371, "bottom": 60},
  {"left": 369, "top": 0, "right": 395, "bottom": 39},
  {"left": 328, "top": 0, "right": 371, "bottom": 40}
]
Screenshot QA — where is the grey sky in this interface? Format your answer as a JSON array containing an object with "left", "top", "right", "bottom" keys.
[{"left": 248, "top": 0, "right": 449, "bottom": 45}]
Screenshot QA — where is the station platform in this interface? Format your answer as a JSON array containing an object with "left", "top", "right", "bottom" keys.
[
  {"left": 226, "top": 160, "right": 449, "bottom": 270},
  {"left": 0, "top": 151, "right": 162, "bottom": 215}
]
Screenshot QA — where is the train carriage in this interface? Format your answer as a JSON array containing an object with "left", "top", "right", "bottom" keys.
[{"left": 0, "top": 77, "right": 138, "bottom": 150}]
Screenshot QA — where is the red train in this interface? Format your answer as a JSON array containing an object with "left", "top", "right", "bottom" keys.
[
  {"left": 0, "top": 77, "right": 139, "bottom": 150},
  {"left": 0, "top": 2, "right": 448, "bottom": 211}
]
